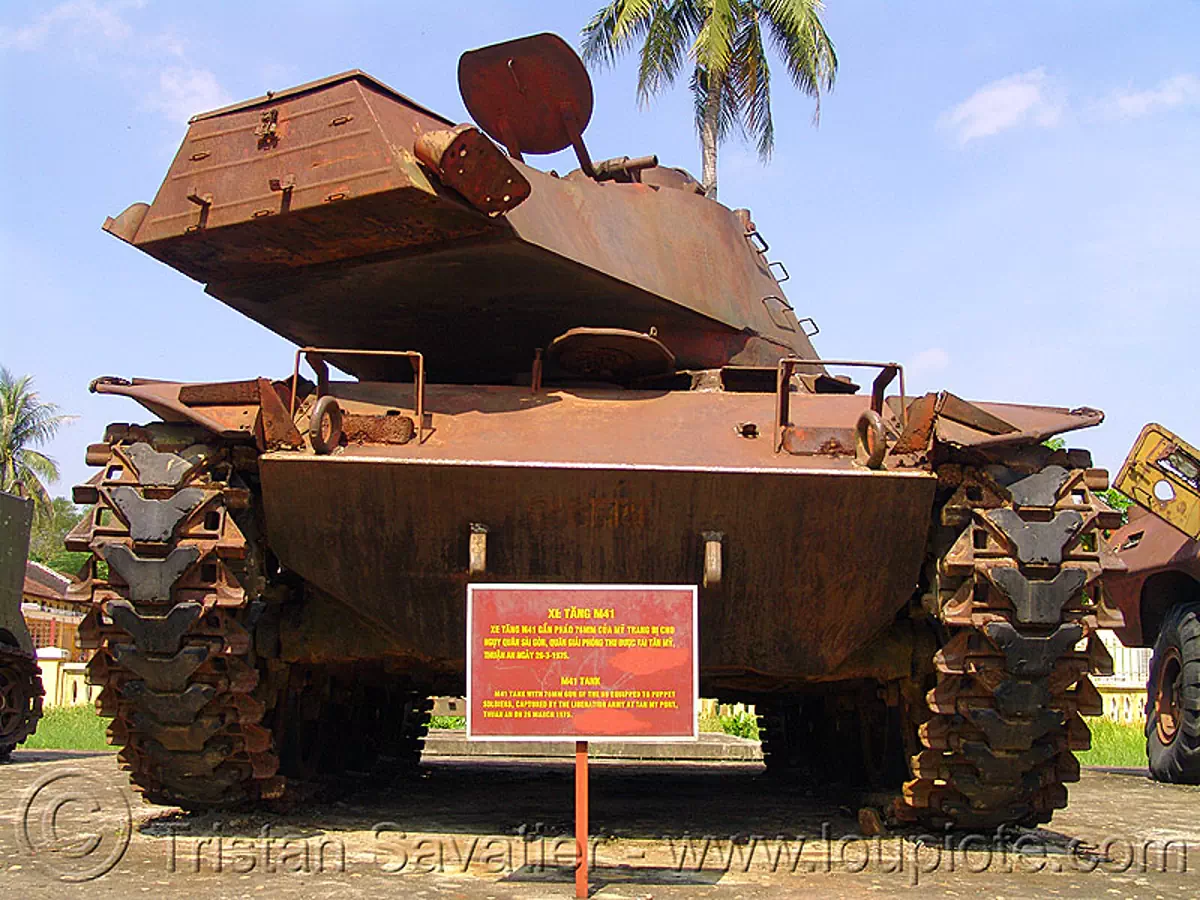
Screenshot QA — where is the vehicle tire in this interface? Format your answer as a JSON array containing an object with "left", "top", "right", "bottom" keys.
[{"left": 1147, "top": 602, "right": 1200, "bottom": 783}]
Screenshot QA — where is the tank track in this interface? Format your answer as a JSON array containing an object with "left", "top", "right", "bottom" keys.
[
  {"left": 895, "top": 460, "right": 1120, "bottom": 829},
  {"left": 73, "top": 425, "right": 437, "bottom": 806},
  {"left": 74, "top": 428, "right": 284, "bottom": 807},
  {"left": 0, "top": 644, "right": 45, "bottom": 759}
]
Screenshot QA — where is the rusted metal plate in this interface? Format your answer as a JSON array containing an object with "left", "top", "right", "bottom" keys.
[
  {"left": 0, "top": 491, "right": 37, "bottom": 655},
  {"left": 414, "top": 125, "right": 531, "bottom": 216},
  {"left": 1115, "top": 423, "right": 1200, "bottom": 541},
  {"left": 260, "top": 452, "right": 934, "bottom": 682},
  {"left": 189, "top": 69, "right": 452, "bottom": 126},
  {"left": 341, "top": 412, "right": 415, "bottom": 445},
  {"left": 889, "top": 392, "right": 1103, "bottom": 459},
  {"left": 546, "top": 327, "right": 675, "bottom": 381},
  {"left": 458, "top": 33, "right": 593, "bottom": 156},
  {"left": 180, "top": 380, "right": 261, "bottom": 406},
  {"left": 255, "top": 377, "right": 304, "bottom": 450},
  {"left": 107, "top": 74, "right": 495, "bottom": 283},
  {"left": 311, "top": 382, "right": 882, "bottom": 470},
  {"left": 1104, "top": 508, "right": 1200, "bottom": 646}
]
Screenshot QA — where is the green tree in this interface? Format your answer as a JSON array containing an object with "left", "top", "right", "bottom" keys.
[
  {"left": 582, "top": 0, "right": 837, "bottom": 199},
  {"left": 28, "top": 496, "right": 89, "bottom": 576},
  {"left": 0, "top": 368, "right": 75, "bottom": 515},
  {"left": 1099, "top": 487, "right": 1133, "bottom": 524}
]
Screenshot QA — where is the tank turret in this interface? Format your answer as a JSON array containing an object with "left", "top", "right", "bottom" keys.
[{"left": 103, "top": 33, "right": 817, "bottom": 385}]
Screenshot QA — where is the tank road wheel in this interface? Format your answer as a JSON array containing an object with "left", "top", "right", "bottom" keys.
[
  {"left": 896, "top": 461, "right": 1119, "bottom": 830},
  {"left": 74, "top": 428, "right": 285, "bottom": 808},
  {"left": 1147, "top": 603, "right": 1200, "bottom": 783},
  {"left": 0, "top": 646, "right": 44, "bottom": 760}
]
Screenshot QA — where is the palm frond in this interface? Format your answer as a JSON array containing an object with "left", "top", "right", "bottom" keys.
[
  {"left": 582, "top": 0, "right": 656, "bottom": 67},
  {"left": 635, "top": 2, "right": 700, "bottom": 102},
  {"left": 0, "top": 367, "right": 73, "bottom": 512},
  {"left": 692, "top": 0, "right": 738, "bottom": 78},
  {"left": 761, "top": 0, "right": 837, "bottom": 122},
  {"left": 691, "top": 66, "right": 741, "bottom": 143},
  {"left": 731, "top": 6, "right": 774, "bottom": 158},
  {"left": 18, "top": 448, "right": 59, "bottom": 484}
]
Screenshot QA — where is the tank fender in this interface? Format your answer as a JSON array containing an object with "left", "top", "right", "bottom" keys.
[
  {"left": 91, "top": 377, "right": 303, "bottom": 450},
  {"left": 890, "top": 391, "right": 1104, "bottom": 458}
]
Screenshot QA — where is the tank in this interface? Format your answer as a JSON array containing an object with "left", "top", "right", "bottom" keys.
[
  {"left": 0, "top": 491, "right": 46, "bottom": 758},
  {"left": 73, "top": 33, "right": 1125, "bottom": 828}
]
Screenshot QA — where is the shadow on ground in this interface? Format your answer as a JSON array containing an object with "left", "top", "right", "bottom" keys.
[{"left": 140, "top": 759, "right": 867, "bottom": 843}]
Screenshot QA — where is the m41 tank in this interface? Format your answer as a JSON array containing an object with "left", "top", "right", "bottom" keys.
[{"left": 74, "top": 33, "right": 1124, "bottom": 828}]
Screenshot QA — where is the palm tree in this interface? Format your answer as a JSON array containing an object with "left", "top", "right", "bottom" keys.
[
  {"left": 0, "top": 368, "right": 75, "bottom": 515},
  {"left": 582, "top": 0, "right": 837, "bottom": 199}
]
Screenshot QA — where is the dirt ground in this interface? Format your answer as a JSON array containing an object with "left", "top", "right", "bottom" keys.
[{"left": 1, "top": 750, "right": 1197, "bottom": 899}]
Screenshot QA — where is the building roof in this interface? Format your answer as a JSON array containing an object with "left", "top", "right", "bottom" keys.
[{"left": 23, "top": 560, "right": 71, "bottom": 603}]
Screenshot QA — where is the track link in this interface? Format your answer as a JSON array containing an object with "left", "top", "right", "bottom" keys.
[
  {"left": 895, "top": 460, "right": 1123, "bottom": 829},
  {"left": 74, "top": 426, "right": 283, "bottom": 807}
]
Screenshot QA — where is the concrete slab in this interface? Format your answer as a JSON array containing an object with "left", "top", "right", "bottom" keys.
[
  {"left": 2, "top": 750, "right": 1197, "bottom": 899},
  {"left": 422, "top": 730, "right": 762, "bottom": 761}
]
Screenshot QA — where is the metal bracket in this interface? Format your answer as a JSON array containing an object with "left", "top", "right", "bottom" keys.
[
  {"left": 469, "top": 523, "right": 489, "bottom": 575},
  {"left": 701, "top": 531, "right": 724, "bottom": 589},
  {"left": 255, "top": 109, "right": 279, "bottom": 149},
  {"left": 289, "top": 346, "right": 429, "bottom": 444},
  {"left": 745, "top": 230, "right": 769, "bottom": 254},
  {"left": 774, "top": 358, "right": 906, "bottom": 453}
]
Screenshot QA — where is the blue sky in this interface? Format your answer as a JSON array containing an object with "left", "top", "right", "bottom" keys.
[{"left": 2, "top": 1, "right": 1197, "bottom": 493}]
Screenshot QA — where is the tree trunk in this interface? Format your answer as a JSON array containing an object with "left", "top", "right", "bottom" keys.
[{"left": 701, "top": 72, "right": 720, "bottom": 200}]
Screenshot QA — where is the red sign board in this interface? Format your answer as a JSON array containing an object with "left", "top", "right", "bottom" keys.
[{"left": 467, "top": 584, "right": 698, "bottom": 740}]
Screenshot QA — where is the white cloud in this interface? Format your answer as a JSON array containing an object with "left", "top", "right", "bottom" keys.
[
  {"left": 0, "top": 0, "right": 226, "bottom": 126},
  {"left": 939, "top": 68, "right": 1064, "bottom": 146},
  {"left": 147, "top": 68, "right": 231, "bottom": 123},
  {"left": 907, "top": 347, "right": 950, "bottom": 377},
  {"left": 0, "top": 0, "right": 140, "bottom": 50},
  {"left": 1102, "top": 74, "right": 1200, "bottom": 120}
]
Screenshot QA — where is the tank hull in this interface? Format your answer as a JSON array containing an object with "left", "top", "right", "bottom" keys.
[{"left": 260, "top": 453, "right": 935, "bottom": 682}]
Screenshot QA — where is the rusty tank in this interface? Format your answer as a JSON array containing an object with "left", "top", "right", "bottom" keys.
[
  {"left": 1, "top": 491, "right": 46, "bottom": 757},
  {"left": 73, "top": 33, "right": 1124, "bottom": 828}
]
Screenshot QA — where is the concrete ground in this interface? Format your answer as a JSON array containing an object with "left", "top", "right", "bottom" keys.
[{"left": 1, "top": 749, "right": 1197, "bottom": 899}]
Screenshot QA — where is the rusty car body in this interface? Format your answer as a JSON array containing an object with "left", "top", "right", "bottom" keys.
[
  {"left": 73, "top": 33, "right": 1122, "bottom": 827},
  {"left": 1107, "top": 424, "right": 1200, "bottom": 781}
]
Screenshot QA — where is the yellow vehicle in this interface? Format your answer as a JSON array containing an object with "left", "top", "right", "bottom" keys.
[{"left": 1108, "top": 424, "right": 1200, "bottom": 782}]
